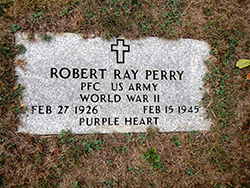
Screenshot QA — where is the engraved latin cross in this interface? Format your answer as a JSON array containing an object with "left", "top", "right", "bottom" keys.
[{"left": 111, "top": 39, "right": 130, "bottom": 64}]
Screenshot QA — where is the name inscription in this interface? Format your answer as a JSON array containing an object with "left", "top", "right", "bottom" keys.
[{"left": 50, "top": 68, "right": 184, "bottom": 80}]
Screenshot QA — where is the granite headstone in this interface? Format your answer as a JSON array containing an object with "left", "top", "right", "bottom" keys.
[{"left": 15, "top": 33, "right": 210, "bottom": 134}]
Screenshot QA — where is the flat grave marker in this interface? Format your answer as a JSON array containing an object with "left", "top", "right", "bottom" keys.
[{"left": 15, "top": 33, "right": 210, "bottom": 134}]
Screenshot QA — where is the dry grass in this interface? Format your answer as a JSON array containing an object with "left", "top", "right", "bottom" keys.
[{"left": 0, "top": 0, "right": 250, "bottom": 187}]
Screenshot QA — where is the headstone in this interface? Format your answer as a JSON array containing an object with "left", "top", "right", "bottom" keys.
[{"left": 15, "top": 33, "right": 210, "bottom": 134}]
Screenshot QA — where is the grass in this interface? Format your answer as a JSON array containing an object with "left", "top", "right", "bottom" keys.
[
  {"left": 0, "top": 0, "right": 250, "bottom": 187},
  {"left": 142, "top": 147, "right": 164, "bottom": 171}
]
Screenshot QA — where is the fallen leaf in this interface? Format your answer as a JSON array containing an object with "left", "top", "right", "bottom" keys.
[
  {"left": 236, "top": 59, "right": 250, "bottom": 69},
  {"left": 52, "top": 149, "right": 57, "bottom": 157},
  {"left": 13, "top": 86, "right": 18, "bottom": 90},
  {"left": 247, "top": 73, "right": 250, "bottom": 80}
]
